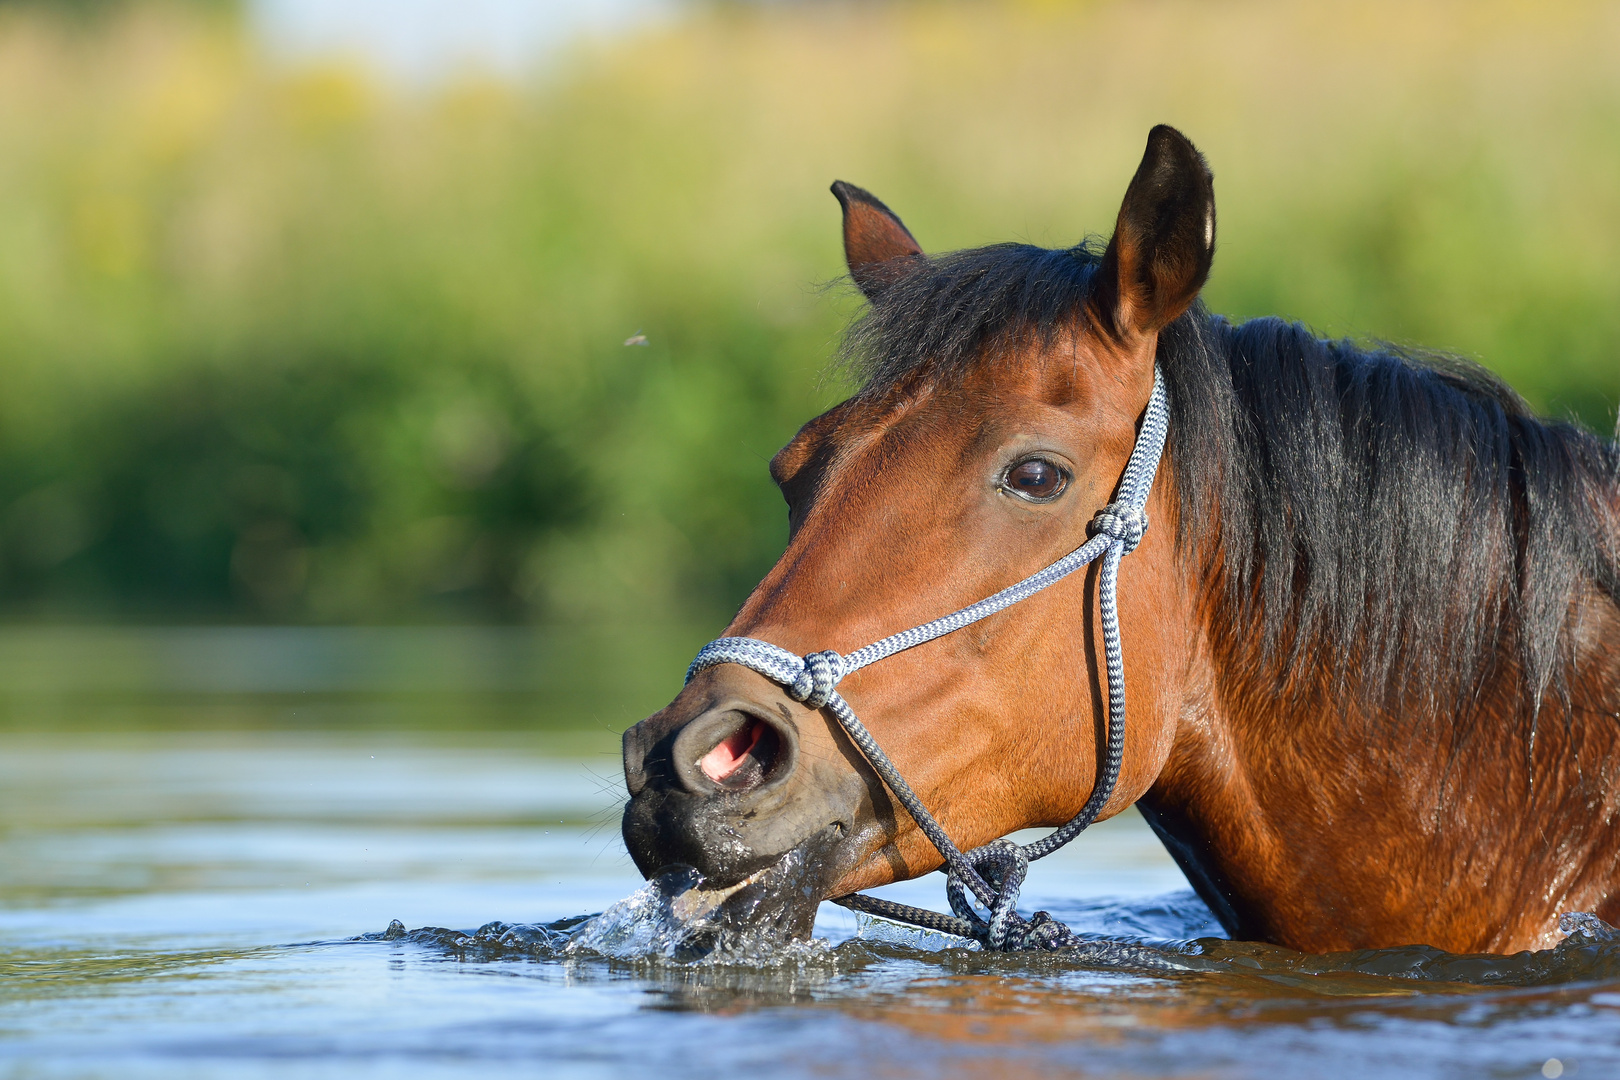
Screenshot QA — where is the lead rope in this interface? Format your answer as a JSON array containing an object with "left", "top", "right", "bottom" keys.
[{"left": 686, "top": 368, "right": 1170, "bottom": 951}]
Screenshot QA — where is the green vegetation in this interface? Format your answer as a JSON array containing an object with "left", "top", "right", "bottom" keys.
[{"left": 0, "top": 0, "right": 1616, "bottom": 631}]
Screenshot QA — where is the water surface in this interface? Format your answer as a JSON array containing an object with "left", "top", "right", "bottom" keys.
[{"left": 2, "top": 730, "right": 1615, "bottom": 1079}]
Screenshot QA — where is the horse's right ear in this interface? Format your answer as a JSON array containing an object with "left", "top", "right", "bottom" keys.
[
  {"left": 831, "top": 181, "right": 923, "bottom": 299},
  {"left": 1091, "top": 125, "right": 1216, "bottom": 342}
]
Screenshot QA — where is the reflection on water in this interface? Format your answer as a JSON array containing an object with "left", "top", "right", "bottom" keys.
[
  {"left": 2, "top": 728, "right": 1616, "bottom": 1079},
  {"left": 0, "top": 624, "right": 709, "bottom": 731}
]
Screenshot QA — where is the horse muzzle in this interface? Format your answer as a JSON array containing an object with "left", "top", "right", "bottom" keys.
[{"left": 620, "top": 665, "right": 872, "bottom": 907}]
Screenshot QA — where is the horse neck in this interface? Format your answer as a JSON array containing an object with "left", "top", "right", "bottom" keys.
[{"left": 1138, "top": 530, "right": 1620, "bottom": 954}]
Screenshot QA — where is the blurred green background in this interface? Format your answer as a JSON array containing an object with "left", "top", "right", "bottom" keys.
[{"left": 0, "top": 0, "right": 1616, "bottom": 731}]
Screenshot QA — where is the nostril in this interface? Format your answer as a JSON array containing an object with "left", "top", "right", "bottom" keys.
[
  {"left": 700, "top": 719, "right": 761, "bottom": 783},
  {"left": 698, "top": 717, "right": 779, "bottom": 791},
  {"left": 670, "top": 703, "right": 797, "bottom": 797}
]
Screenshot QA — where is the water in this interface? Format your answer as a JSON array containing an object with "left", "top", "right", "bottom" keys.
[{"left": 4, "top": 731, "right": 1619, "bottom": 1079}]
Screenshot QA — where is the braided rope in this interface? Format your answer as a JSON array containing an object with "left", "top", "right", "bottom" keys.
[{"left": 686, "top": 368, "right": 1170, "bottom": 951}]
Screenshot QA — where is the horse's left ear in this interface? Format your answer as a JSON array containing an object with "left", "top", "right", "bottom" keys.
[{"left": 1091, "top": 125, "right": 1216, "bottom": 342}]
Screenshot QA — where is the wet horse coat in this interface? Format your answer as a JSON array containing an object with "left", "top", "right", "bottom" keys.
[{"left": 621, "top": 126, "right": 1620, "bottom": 954}]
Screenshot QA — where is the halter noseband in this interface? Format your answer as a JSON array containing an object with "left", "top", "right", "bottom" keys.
[{"left": 685, "top": 368, "right": 1170, "bottom": 951}]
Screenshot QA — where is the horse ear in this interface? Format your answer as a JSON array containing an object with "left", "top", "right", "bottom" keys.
[
  {"left": 831, "top": 181, "right": 923, "bottom": 299},
  {"left": 1092, "top": 125, "right": 1216, "bottom": 342}
]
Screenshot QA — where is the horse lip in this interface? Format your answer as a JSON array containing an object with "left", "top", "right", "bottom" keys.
[
  {"left": 819, "top": 817, "right": 906, "bottom": 899},
  {"left": 699, "top": 823, "right": 853, "bottom": 938}
]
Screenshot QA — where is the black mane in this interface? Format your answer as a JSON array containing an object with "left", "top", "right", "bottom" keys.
[{"left": 844, "top": 242, "right": 1620, "bottom": 716}]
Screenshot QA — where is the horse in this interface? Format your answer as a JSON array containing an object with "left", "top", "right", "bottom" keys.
[{"left": 620, "top": 125, "right": 1620, "bottom": 955}]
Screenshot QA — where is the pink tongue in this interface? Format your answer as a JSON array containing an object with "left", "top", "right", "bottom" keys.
[{"left": 700, "top": 722, "right": 763, "bottom": 782}]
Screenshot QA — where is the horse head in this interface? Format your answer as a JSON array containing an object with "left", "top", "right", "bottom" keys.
[{"left": 620, "top": 126, "right": 1216, "bottom": 938}]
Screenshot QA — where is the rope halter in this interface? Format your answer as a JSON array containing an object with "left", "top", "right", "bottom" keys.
[
  {"left": 787, "top": 650, "right": 845, "bottom": 710},
  {"left": 1088, "top": 502, "right": 1149, "bottom": 553},
  {"left": 684, "top": 367, "right": 1171, "bottom": 950}
]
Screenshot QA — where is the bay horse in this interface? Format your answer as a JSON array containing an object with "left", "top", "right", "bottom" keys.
[{"left": 621, "top": 126, "right": 1620, "bottom": 955}]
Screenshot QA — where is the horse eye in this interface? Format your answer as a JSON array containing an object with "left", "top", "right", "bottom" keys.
[{"left": 1003, "top": 458, "right": 1068, "bottom": 501}]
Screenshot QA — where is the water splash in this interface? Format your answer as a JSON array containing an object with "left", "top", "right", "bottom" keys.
[
  {"left": 357, "top": 914, "right": 585, "bottom": 957},
  {"left": 357, "top": 851, "right": 839, "bottom": 965},
  {"left": 1559, "top": 910, "right": 1616, "bottom": 941},
  {"left": 361, "top": 883, "right": 1620, "bottom": 989},
  {"left": 564, "top": 867, "right": 733, "bottom": 961},
  {"left": 565, "top": 862, "right": 832, "bottom": 964}
]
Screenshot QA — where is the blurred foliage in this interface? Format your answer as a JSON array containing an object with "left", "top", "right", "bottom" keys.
[
  {"left": 0, "top": 0, "right": 1615, "bottom": 627},
  {"left": 0, "top": 0, "right": 236, "bottom": 19}
]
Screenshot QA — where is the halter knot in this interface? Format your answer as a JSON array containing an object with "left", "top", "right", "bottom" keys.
[
  {"left": 1089, "top": 502, "right": 1149, "bottom": 553},
  {"left": 786, "top": 650, "right": 845, "bottom": 709},
  {"left": 946, "top": 838, "right": 1032, "bottom": 950}
]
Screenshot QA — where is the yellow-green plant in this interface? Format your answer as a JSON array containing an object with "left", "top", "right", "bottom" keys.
[{"left": 0, "top": 0, "right": 1614, "bottom": 629}]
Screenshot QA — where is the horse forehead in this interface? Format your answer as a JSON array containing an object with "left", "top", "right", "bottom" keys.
[
  {"left": 848, "top": 369, "right": 1094, "bottom": 462},
  {"left": 830, "top": 391, "right": 1004, "bottom": 482},
  {"left": 870, "top": 350, "right": 1083, "bottom": 429},
  {"left": 794, "top": 344, "right": 1110, "bottom": 510}
]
